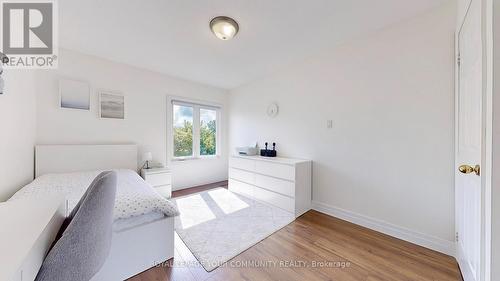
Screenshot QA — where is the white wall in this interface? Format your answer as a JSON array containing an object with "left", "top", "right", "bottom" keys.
[
  {"left": 0, "top": 70, "right": 37, "bottom": 201},
  {"left": 35, "top": 49, "right": 229, "bottom": 190},
  {"left": 229, "top": 3, "right": 456, "bottom": 249}
]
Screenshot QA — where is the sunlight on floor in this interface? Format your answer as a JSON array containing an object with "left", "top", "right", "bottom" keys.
[
  {"left": 208, "top": 188, "right": 249, "bottom": 215},
  {"left": 176, "top": 194, "right": 216, "bottom": 229}
]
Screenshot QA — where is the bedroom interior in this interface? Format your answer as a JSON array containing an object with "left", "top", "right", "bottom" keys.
[{"left": 0, "top": 0, "right": 499, "bottom": 281}]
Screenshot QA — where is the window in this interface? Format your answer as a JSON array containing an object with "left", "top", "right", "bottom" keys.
[
  {"left": 171, "top": 100, "right": 220, "bottom": 159},
  {"left": 173, "top": 104, "right": 194, "bottom": 157},
  {"left": 200, "top": 108, "right": 217, "bottom": 156}
]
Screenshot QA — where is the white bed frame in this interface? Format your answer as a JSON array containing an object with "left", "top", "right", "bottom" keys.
[{"left": 35, "top": 144, "right": 175, "bottom": 281}]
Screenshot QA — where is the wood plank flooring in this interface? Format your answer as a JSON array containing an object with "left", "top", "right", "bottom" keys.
[
  {"left": 171, "top": 181, "right": 228, "bottom": 198},
  {"left": 129, "top": 184, "right": 462, "bottom": 281}
]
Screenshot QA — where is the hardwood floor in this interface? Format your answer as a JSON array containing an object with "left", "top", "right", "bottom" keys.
[
  {"left": 129, "top": 184, "right": 462, "bottom": 281},
  {"left": 171, "top": 181, "right": 228, "bottom": 198}
]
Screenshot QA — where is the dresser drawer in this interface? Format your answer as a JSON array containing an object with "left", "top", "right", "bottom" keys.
[
  {"left": 253, "top": 186, "right": 294, "bottom": 213},
  {"left": 229, "top": 179, "right": 254, "bottom": 198},
  {"left": 145, "top": 173, "right": 172, "bottom": 187},
  {"left": 229, "top": 168, "right": 255, "bottom": 185},
  {"left": 155, "top": 185, "right": 172, "bottom": 198},
  {"left": 254, "top": 161, "right": 295, "bottom": 181},
  {"left": 255, "top": 174, "right": 295, "bottom": 197},
  {"left": 230, "top": 157, "right": 255, "bottom": 171}
]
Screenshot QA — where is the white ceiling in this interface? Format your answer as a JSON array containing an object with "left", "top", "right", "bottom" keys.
[{"left": 60, "top": 0, "right": 450, "bottom": 89}]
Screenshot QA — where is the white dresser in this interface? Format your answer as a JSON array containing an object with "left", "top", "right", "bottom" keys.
[{"left": 228, "top": 155, "right": 312, "bottom": 217}]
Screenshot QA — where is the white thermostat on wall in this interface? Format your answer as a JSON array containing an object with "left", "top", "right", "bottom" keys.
[{"left": 267, "top": 102, "right": 279, "bottom": 118}]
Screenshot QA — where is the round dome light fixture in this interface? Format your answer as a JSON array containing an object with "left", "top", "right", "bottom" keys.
[{"left": 210, "top": 16, "right": 239, "bottom": 40}]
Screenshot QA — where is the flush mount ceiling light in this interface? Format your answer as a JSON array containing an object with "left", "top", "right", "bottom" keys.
[{"left": 210, "top": 16, "right": 239, "bottom": 40}]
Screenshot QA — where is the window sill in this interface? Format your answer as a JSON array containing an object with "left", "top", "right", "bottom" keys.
[{"left": 170, "top": 155, "right": 220, "bottom": 162}]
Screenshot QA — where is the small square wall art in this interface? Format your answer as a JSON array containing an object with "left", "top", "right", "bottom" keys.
[
  {"left": 99, "top": 91, "right": 125, "bottom": 119},
  {"left": 59, "top": 79, "right": 91, "bottom": 110}
]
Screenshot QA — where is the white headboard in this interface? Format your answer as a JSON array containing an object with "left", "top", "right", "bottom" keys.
[{"left": 35, "top": 144, "right": 138, "bottom": 177}]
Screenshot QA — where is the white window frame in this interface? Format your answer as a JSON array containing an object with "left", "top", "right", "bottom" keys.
[{"left": 167, "top": 96, "right": 221, "bottom": 161}]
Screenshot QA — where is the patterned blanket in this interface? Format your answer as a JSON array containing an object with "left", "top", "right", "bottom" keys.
[{"left": 9, "top": 169, "right": 179, "bottom": 220}]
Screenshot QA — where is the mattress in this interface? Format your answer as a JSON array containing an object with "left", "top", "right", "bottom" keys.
[
  {"left": 9, "top": 169, "right": 179, "bottom": 231},
  {"left": 112, "top": 211, "right": 166, "bottom": 232}
]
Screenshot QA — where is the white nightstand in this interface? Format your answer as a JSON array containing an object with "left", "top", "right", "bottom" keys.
[{"left": 141, "top": 168, "right": 172, "bottom": 198}]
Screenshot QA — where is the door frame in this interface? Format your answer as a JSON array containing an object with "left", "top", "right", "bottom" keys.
[{"left": 454, "top": 0, "right": 493, "bottom": 280}]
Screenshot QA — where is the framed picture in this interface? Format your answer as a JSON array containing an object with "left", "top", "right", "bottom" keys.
[
  {"left": 99, "top": 91, "right": 125, "bottom": 119},
  {"left": 59, "top": 79, "right": 91, "bottom": 110}
]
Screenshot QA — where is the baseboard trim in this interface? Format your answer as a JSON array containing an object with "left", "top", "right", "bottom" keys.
[
  {"left": 311, "top": 201, "right": 456, "bottom": 257},
  {"left": 172, "top": 180, "right": 228, "bottom": 197}
]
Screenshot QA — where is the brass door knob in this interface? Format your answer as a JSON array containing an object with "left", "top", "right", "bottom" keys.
[{"left": 458, "top": 165, "right": 480, "bottom": 176}]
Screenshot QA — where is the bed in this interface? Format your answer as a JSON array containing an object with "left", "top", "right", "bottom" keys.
[{"left": 9, "top": 144, "right": 177, "bottom": 281}]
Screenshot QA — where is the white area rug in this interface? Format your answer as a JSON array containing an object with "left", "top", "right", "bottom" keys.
[{"left": 172, "top": 188, "right": 295, "bottom": 272}]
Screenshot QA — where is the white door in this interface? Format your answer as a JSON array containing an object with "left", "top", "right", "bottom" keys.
[{"left": 456, "top": 0, "right": 483, "bottom": 280}]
